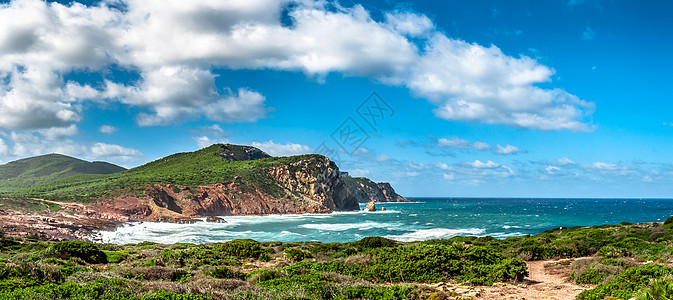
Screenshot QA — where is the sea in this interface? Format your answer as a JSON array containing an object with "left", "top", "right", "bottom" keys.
[{"left": 97, "top": 198, "right": 673, "bottom": 244}]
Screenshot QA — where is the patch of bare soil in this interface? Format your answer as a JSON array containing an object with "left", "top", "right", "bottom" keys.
[{"left": 428, "top": 259, "right": 593, "bottom": 299}]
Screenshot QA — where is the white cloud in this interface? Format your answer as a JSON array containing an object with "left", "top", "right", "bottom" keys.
[
  {"left": 545, "top": 165, "right": 561, "bottom": 175},
  {"left": 99, "top": 125, "right": 118, "bottom": 134},
  {"left": 0, "top": 0, "right": 594, "bottom": 132},
  {"left": 496, "top": 144, "right": 522, "bottom": 155},
  {"left": 588, "top": 161, "right": 619, "bottom": 171},
  {"left": 438, "top": 137, "right": 490, "bottom": 150},
  {"left": 433, "top": 159, "right": 514, "bottom": 184},
  {"left": 349, "top": 168, "right": 371, "bottom": 177},
  {"left": 466, "top": 160, "right": 501, "bottom": 168},
  {"left": 8, "top": 131, "right": 85, "bottom": 157},
  {"left": 384, "top": 11, "right": 434, "bottom": 37},
  {"left": 406, "top": 35, "right": 594, "bottom": 131},
  {"left": 251, "top": 140, "right": 313, "bottom": 157},
  {"left": 0, "top": 138, "right": 8, "bottom": 155},
  {"left": 376, "top": 154, "right": 390, "bottom": 161},
  {"left": 37, "top": 124, "right": 79, "bottom": 140},
  {"left": 557, "top": 157, "right": 576, "bottom": 165},
  {"left": 583, "top": 26, "right": 596, "bottom": 40},
  {"left": 89, "top": 142, "right": 143, "bottom": 161}
]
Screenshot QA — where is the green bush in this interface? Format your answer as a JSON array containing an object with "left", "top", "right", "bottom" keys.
[
  {"left": 160, "top": 245, "right": 239, "bottom": 269},
  {"left": 353, "top": 236, "right": 396, "bottom": 250},
  {"left": 635, "top": 278, "right": 673, "bottom": 300},
  {"left": 664, "top": 216, "right": 673, "bottom": 226},
  {"left": 578, "top": 264, "right": 673, "bottom": 300},
  {"left": 284, "top": 248, "right": 312, "bottom": 262},
  {"left": 103, "top": 250, "right": 128, "bottom": 263},
  {"left": 206, "top": 267, "right": 245, "bottom": 280},
  {"left": 259, "top": 253, "right": 271, "bottom": 262},
  {"left": 48, "top": 241, "right": 107, "bottom": 264},
  {"left": 221, "top": 239, "right": 263, "bottom": 259}
]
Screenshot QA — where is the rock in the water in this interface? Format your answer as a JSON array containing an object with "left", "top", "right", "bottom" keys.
[
  {"left": 364, "top": 201, "right": 376, "bottom": 212},
  {"left": 205, "top": 216, "right": 226, "bottom": 223},
  {"left": 381, "top": 207, "right": 386, "bottom": 211}
]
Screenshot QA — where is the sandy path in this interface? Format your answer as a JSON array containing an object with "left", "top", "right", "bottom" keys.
[{"left": 472, "top": 259, "right": 591, "bottom": 299}]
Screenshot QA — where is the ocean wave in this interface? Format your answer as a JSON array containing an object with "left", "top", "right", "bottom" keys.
[
  {"left": 299, "top": 221, "right": 401, "bottom": 232},
  {"left": 385, "top": 228, "right": 486, "bottom": 242},
  {"left": 502, "top": 225, "right": 522, "bottom": 229}
]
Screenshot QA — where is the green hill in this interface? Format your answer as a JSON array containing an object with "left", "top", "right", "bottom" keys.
[
  {"left": 0, "top": 154, "right": 126, "bottom": 194},
  {"left": 4, "top": 144, "right": 324, "bottom": 202}
]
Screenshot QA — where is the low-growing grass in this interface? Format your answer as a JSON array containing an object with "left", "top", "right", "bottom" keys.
[{"left": 2, "top": 219, "right": 673, "bottom": 299}]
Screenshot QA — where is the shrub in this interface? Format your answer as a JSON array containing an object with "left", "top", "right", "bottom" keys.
[
  {"left": 284, "top": 248, "right": 312, "bottom": 262},
  {"left": 47, "top": 241, "right": 107, "bottom": 264},
  {"left": 206, "top": 267, "right": 245, "bottom": 280},
  {"left": 259, "top": 253, "right": 271, "bottom": 262},
  {"left": 221, "top": 240, "right": 263, "bottom": 259},
  {"left": 103, "top": 250, "right": 128, "bottom": 263},
  {"left": 577, "top": 264, "right": 673, "bottom": 300},
  {"left": 246, "top": 269, "right": 282, "bottom": 285},
  {"left": 123, "top": 267, "right": 182, "bottom": 281},
  {"left": 353, "top": 236, "right": 396, "bottom": 250},
  {"left": 160, "top": 245, "right": 239, "bottom": 269},
  {"left": 634, "top": 278, "right": 673, "bottom": 300}
]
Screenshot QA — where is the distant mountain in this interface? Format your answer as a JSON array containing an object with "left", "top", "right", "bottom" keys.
[
  {"left": 342, "top": 176, "right": 412, "bottom": 203},
  {"left": 0, "top": 154, "right": 125, "bottom": 194}
]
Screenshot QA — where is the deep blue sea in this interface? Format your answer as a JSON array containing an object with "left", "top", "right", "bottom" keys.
[{"left": 98, "top": 198, "right": 673, "bottom": 244}]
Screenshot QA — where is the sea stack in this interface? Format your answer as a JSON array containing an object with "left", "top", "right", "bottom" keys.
[{"left": 364, "top": 201, "right": 376, "bottom": 212}]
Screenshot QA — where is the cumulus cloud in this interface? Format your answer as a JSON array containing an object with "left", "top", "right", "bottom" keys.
[
  {"left": 0, "top": 138, "right": 8, "bottom": 155},
  {"left": 409, "top": 35, "right": 594, "bottom": 131},
  {"left": 99, "top": 125, "right": 118, "bottom": 134},
  {"left": 435, "top": 159, "right": 514, "bottom": 184},
  {"left": 437, "top": 137, "right": 490, "bottom": 150},
  {"left": 496, "top": 144, "right": 522, "bottom": 155},
  {"left": 89, "top": 142, "right": 143, "bottom": 161},
  {"left": 251, "top": 140, "right": 313, "bottom": 157},
  {"left": 0, "top": 0, "right": 593, "bottom": 132}
]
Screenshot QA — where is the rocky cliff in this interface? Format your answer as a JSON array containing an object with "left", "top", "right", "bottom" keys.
[
  {"left": 94, "top": 154, "right": 359, "bottom": 222},
  {"left": 342, "top": 176, "right": 412, "bottom": 203}
]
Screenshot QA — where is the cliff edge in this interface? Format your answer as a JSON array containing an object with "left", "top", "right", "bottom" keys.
[{"left": 342, "top": 176, "right": 412, "bottom": 203}]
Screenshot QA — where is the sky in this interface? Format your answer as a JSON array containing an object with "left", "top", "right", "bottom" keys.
[{"left": 0, "top": 0, "right": 671, "bottom": 198}]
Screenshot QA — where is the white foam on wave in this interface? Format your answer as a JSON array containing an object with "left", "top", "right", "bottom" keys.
[
  {"left": 97, "top": 221, "right": 279, "bottom": 244},
  {"left": 502, "top": 225, "right": 522, "bottom": 229},
  {"left": 385, "top": 228, "right": 486, "bottom": 242},
  {"left": 488, "top": 232, "right": 524, "bottom": 239},
  {"left": 299, "top": 220, "right": 401, "bottom": 232}
]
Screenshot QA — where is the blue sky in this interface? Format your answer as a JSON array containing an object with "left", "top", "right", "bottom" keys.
[{"left": 0, "top": 0, "right": 671, "bottom": 198}]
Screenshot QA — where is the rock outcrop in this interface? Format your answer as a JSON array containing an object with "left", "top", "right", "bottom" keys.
[
  {"left": 342, "top": 177, "right": 412, "bottom": 203},
  {"left": 364, "top": 201, "right": 376, "bottom": 212},
  {"left": 95, "top": 155, "right": 359, "bottom": 222}
]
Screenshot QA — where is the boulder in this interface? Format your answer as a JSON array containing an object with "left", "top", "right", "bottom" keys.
[
  {"left": 364, "top": 201, "right": 376, "bottom": 212},
  {"left": 205, "top": 216, "right": 227, "bottom": 223}
]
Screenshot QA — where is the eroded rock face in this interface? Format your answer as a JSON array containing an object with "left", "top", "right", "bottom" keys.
[
  {"left": 266, "top": 157, "right": 359, "bottom": 212},
  {"left": 343, "top": 177, "right": 412, "bottom": 203},
  {"left": 100, "top": 156, "right": 359, "bottom": 222}
]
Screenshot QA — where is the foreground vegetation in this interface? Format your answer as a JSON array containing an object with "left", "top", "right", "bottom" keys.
[{"left": 2, "top": 218, "right": 673, "bottom": 299}]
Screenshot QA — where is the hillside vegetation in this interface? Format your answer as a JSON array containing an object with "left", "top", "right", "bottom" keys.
[
  {"left": 1, "top": 219, "right": 673, "bottom": 299},
  {"left": 0, "top": 154, "right": 125, "bottom": 195},
  {"left": 0, "top": 144, "right": 328, "bottom": 202}
]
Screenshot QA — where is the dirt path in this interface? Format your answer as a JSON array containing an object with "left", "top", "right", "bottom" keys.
[
  {"left": 478, "top": 259, "right": 591, "bottom": 299},
  {"left": 431, "top": 259, "right": 592, "bottom": 299}
]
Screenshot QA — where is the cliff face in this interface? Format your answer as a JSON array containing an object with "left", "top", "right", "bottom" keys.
[
  {"left": 343, "top": 177, "right": 412, "bottom": 203},
  {"left": 98, "top": 155, "right": 359, "bottom": 222},
  {"left": 266, "top": 156, "right": 359, "bottom": 212}
]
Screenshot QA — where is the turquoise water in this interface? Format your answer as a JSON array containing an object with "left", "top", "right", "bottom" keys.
[{"left": 97, "top": 198, "right": 673, "bottom": 244}]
